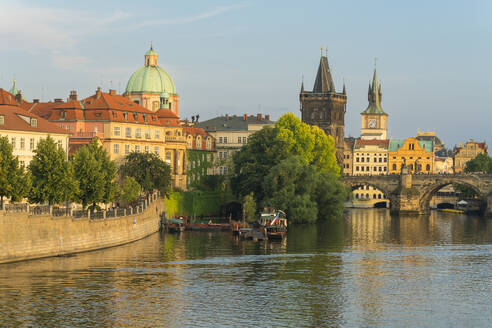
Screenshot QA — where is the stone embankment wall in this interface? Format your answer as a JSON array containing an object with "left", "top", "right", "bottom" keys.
[{"left": 0, "top": 198, "right": 163, "bottom": 264}]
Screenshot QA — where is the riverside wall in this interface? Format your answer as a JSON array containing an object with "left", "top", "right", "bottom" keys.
[{"left": 0, "top": 198, "right": 163, "bottom": 264}]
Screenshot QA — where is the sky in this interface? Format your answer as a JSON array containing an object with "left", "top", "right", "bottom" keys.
[{"left": 1, "top": 0, "right": 491, "bottom": 148}]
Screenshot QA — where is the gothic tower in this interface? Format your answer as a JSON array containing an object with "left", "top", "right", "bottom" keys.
[
  {"left": 360, "top": 64, "right": 388, "bottom": 140},
  {"left": 300, "top": 52, "right": 347, "bottom": 164}
]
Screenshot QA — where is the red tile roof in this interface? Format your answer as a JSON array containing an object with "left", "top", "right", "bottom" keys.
[
  {"left": 157, "top": 108, "right": 180, "bottom": 126},
  {"left": 0, "top": 104, "right": 70, "bottom": 135},
  {"left": 354, "top": 138, "right": 389, "bottom": 149}
]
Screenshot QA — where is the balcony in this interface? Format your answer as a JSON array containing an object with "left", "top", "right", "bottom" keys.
[{"left": 165, "top": 136, "right": 186, "bottom": 143}]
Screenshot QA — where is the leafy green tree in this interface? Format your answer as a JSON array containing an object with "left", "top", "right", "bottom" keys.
[
  {"left": 119, "top": 152, "right": 171, "bottom": 196},
  {"left": 242, "top": 192, "right": 256, "bottom": 222},
  {"left": 29, "top": 136, "right": 78, "bottom": 206},
  {"left": 275, "top": 113, "right": 339, "bottom": 175},
  {"left": 0, "top": 137, "right": 30, "bottom": 207},
  {"left": 262, "top": 156, "right": 319, "bottom": 224},
  {"left": 72, "top": 140, "right": 117, "bottom": 209},
  {"left": 464, "top": 153, "right": 492, "bottom": 173},
  {"left": 314, "top": 172, "right": 348, "bottom": 221},
  {"left": 119, "top": 176, "right": 141, "bottom": 204}
]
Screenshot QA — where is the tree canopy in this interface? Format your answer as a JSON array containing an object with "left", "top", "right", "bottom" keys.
[
  {"left": 0, "top": 136, "right": 30, "bottom": 207},
  {"left": 231, "top": 113, "right": 345, "bottom": 223},
  {"left": 72, "top": 139, "right": 117, "bottom": 209},
  {"left": 119, "top": 176, "right": 141, "bottom": 205},
  {"left": 29, "top": 136, "right": 78, "bottom": 206},
  {"left": 464, "top": 153, "right": 492, "bottom": 174},
  {"left": 119, "top": 152, "right": 171, "bottom": 196}
]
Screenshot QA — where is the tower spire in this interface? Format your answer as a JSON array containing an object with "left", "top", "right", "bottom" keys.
[{"left": 362, "top": 60, "right": 385, "bottom": 114}]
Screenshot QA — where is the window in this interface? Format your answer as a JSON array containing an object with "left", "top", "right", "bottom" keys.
[
  {"left": 356, "top": 157, "right": 360, "bottom": 162},
  {"left": 218, "top": 137, "right": 223, "bottom": 144},
  {"left": 392, "top": 164, "right": 396, "bottom": 170},
  {"left": 206, "top": 138, "right": 211, "bottom": 149},
  {"left": 114, "top": 126, "right": 121, "bottom": 136},
  {"left": 112, "top": 111, "right": 117, "bottom": 119},
  {"left": 379, "top": 158, "right": 382, "bottom": 162},
  {"left": 57, "top": 140, "right": 62, "bottom": 149},
  {"left": 19, "top": 138, "right": 25, "bottom": 149},
  {"left": 356, "top": 166, "right": 359, "bottom": 172},
  {"left": 373, "top": 194, "right": 377, "bottom": 199},
  {"left": 355, "top": 193, "right": 359, "bottom": 199},
  {"left": 135, "top": 145, "right": 140, "bottom": 153},
  {"left": 243, "top": 137, "right": 246, "bottom": 143},
  {"left": 11, "top": 137, "right": 16, "bottom": 149},
  {"left": 114, "top": 144, "right": 120, "bottom": 154},
  {"left": 197, "top": 138, "right": 202, "bottom": 148},
  {"left": 238, "top": 137, "right": 242, "bottom": 144},
  {"left": 123, "top": 112, "right": 128, "bottom": 121},
  {"left": 145, "top": 130, "right": 151, "bottom": 139},
  {"left": 165, "top": 152, "right": 172, "bottom": 164},
  {"left": 136, "top": 128, "right": 141, "bottom": 138},
  {"left": 223, "top": 137, "right": 228, "bottom": 144},
  {"left": 366, "top": 167, "right": 370, "bottom": 171},
  {"left": 366, "top": 157, "right": 370, "bottom": 162},
  {"left": 125, "top": 144, "right": 130, "bottom": 154},
  {"left": 30, "top": 138, "right": 35, "bottom": 150},
  {"left": 155, "top": 130, "right": 160, "bottom": 139},
  {"left": 31, "top": 118, "right": 37, "bottom": 127},
  {"left": 145, "top": 146, "right": 150, "bottom": 153},
  {"left": 133, "top": 113, "right": 138, "bottom": 121},
  {"left": 373, "top": 167, "right": 377, "bottom": 171},
  {"left": 154, "top": 146, "right": 159, "bottom": 155},
  {"left": 384, "top": 167, "right": 387, "bottom": 171},
  {"left": 378, "top": 194, "right": 382, "bottom": 199},
  {"left": 361, "top": 157, "right": 364, "bottom": 162},
  {"left": 0, "top": 115, "right": 4, "bottom": 125},
  {"left": 426, "top": 164, "right": 430, "bottom": 171},
  {"left": 125, "top": 128, "right": 131, "bottom": 138}
]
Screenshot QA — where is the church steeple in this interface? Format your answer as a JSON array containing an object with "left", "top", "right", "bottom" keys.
[
  {"left": 362, "top": 62, "right": 385, "bottom": 115},
  {"left": 313, "top": 54, "right": 335, "bottom": 93}
]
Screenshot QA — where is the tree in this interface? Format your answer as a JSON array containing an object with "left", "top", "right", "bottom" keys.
[
  {"left": 464, "top": 153, "right": 492, "bottom": 173},
  {"left": 232, "top": 113, "right": 341, "bottom": 212},
  {"left": 119, "top": 176, "right": 141, "bottom": 205},
  {"left": 0, "top": 136, "right": 30, "bottom": 208},
  {"left": 29, "top": 136, "right": 78, "bottom": 206},
  {"left": 242, "top": 192, "right": 256, "bottom": 222},
  {"left": 119, "top": 152, "right": 171, "bottom": 196},
  {"left": 72, "top": 140, "right": 118, "bottom": 209}
]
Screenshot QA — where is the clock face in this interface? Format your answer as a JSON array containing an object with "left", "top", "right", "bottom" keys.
[{"left": 368, "top": 119, "right": 377, "bottom": 128}]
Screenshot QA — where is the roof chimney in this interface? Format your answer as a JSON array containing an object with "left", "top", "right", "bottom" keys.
[
  {"left": 69, "top": 90, "right": 77, "bottom": 101},
  {"left": 243, "top": 114, "right": 247, "bottom": 121},
  {"left": 225, "top": 114, "right": 229, "bottom": 121},
  {"left": 33, "top": 99, "right": 39, "bottom": 103},
  {"left": 96, "top": 87, "right": 102, "bottom": 99},
  {"left": 109, "top": 89, "right": 116, "bottom": 96},
  {"left": 15, "top": 92, "right": 22, "bottom": 103},
  {"left": 54, "top": 98, "right": 63, "bottom": 103},
  {"left": 265, "top": 114, "right": 270, "bottom": 121},
  {"left": 257, "top": 113, "right": 262, "bottom": 121}
]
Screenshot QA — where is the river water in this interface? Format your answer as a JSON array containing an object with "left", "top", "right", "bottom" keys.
[{"left": 1, "top": 209, "right": 492, "bottom": 327}]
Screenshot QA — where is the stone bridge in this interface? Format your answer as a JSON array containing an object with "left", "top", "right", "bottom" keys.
[{"left": 342, "top": 172, "right": 492, "bottom": 216}]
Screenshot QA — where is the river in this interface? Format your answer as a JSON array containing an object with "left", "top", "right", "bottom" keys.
[{"left": 1, "top": 209, "right": 492, "bottom": 327}]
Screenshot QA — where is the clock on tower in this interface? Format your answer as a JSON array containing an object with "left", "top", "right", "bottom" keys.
[{"left": 368, "top": 119, "right": 377, "bottom": 128}]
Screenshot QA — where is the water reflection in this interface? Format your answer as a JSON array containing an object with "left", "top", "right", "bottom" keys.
[{"left": 1, "top": 210, "right": 492, "bottom": 327}]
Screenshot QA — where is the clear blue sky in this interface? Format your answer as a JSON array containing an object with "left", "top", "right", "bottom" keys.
[{"left": 1, "top": 0, "right": 491, "bottom": 148}]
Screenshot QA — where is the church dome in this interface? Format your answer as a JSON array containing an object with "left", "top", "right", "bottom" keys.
[{"left": 125, "top": 46, "right": 176, "bottom": 95}]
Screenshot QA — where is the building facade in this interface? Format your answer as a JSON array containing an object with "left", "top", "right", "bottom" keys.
[
  {"left": 453, "top": 139, "right": 488, "bottom": 173},
  {"left": 195, "top": 114, "right": 274, "bottom": 175},
  {"left": 343, "top": 137, "right": 355, "bottom": 176},
  {"left": 0, "top": 89, "right": 70, "bottom": 166},
  {"left": 388, "top": 137, "right": 434, "bottom": 174},
  {"left": 183, "top": 126, "right": 216, "bottom": 188},
  {"left": 300, "top": 53, "right": 347, "bottom": 164}
]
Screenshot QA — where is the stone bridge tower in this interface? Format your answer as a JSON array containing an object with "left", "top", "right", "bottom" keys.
[{"left": 300, "top": 50, "right": 347, "bottom": 164}]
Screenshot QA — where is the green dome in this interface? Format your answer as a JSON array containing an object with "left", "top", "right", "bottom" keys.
[{"left": 125, "top": 65, "right": 176, "bottom": 95}]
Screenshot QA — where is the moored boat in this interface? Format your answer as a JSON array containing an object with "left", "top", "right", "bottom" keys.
[
  {"left": 167, "top": 218, "right": 185, "bottom": 232},
  {"left": 259, "top": 209, "right": 287, "bottom": 240}
]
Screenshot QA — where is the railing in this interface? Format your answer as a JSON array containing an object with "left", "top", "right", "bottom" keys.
[
  {"left": 1, "top": 191, "right": 161, "bottom": 220},
  {"left": 165, "top": 136, "right": 186, "bottom": 142},
  {"left": 5, "top": 203, "right": 28, "bottom": 214},
  {"left": 71, "top": 132, "right": 104, "bottom": 138}
]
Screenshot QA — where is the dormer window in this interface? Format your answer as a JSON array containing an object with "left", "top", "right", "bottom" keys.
[
  {"left": 112, "top": 111, "right": 117, "bottom": 119},
  {"left": 95, "top": 112, "right": 101, "bottom": 118},
  {"left": 143, "top": 114, "right": 147, "bottom": 123},
  {"left": 133, "top": 113, "right": 138, "bottom": 121},
  {"left": 123, "top": 112, "right": 128, "bottom": 121},
  {"left": 61, "top": 111, "right": 66, "bottom": 119},
  {"left": 31, "top": 118, "right": 37, "bottom": 127},
  {"left": 0, "top": 115, "right": 4, "bottom": 125}
]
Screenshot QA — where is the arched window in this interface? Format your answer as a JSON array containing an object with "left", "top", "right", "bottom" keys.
[
  {"left": 373, "top": 194, "right": 377, "bottom": 199},
  {"left": 378, "top": 194, "right": 382, "bottom": 199},
  {"left": 366, "top": 193, "right": 369, "bottom": 199},
  {"left": 426, "top": 164, "right": 430, "bottom": 171},
  {"left": 355, "top": 193, "right": 359, "bottom": 199}
]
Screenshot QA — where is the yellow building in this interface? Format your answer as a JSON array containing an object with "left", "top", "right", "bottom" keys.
[
  {"left": 388, "top": 137, "right": 434, "bottom": 174},
  {"left": 453, "top": 139, "right": 488, "bottom": 173},
  {"left": 343, "top": 138, "right": 355, "bottom": 176}
]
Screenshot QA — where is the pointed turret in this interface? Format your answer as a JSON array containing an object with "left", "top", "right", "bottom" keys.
[
  {"left": 342, "top": 81, "right": 346, "bottom": 95},
  {"left": 313, "top": 55, "right": 335, "bottom": 93},
  {"left": 301, "top": 74, "right": 305, "bottom": 92},
  {"left": 362, "top": 64, "right": 385, "bottom": 115}
]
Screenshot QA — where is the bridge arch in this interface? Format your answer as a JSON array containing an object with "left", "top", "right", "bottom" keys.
[
  {"left": 346, "top": 182, "right": 395, "bottom": 208},
  {"left": 418, "top": 179, "right": 487, "bottom": 213}
]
